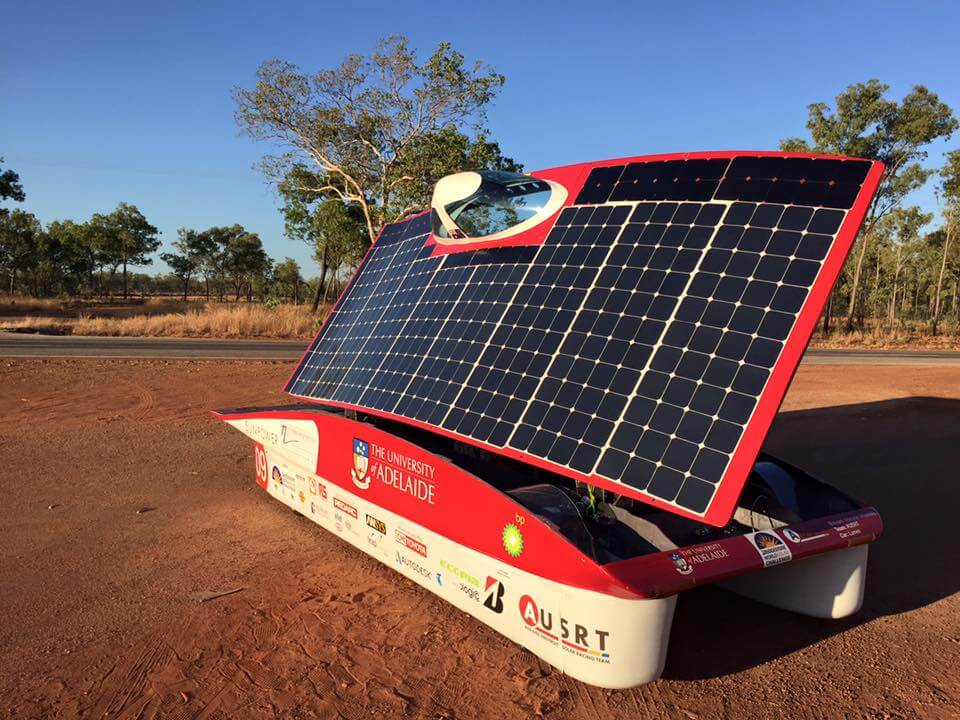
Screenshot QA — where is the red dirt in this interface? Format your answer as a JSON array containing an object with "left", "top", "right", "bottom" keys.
[{"left": 1, "top": 360, "right": 958, "bottom": 719}]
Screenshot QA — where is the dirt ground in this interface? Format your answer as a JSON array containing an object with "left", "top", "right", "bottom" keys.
[{"left": 1, "top": 360, "right": 958, "bottom": 719}]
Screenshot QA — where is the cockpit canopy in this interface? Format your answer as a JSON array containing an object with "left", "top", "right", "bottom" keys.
[{"left": 430, "top": 170, "right": 567, "bottom": 244}]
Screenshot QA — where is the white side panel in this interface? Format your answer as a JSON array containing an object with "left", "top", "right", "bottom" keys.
[
  {"left": 256, "top": 441, "right": 675, "bottom": 689},
  {"left": 720, "top": 545, "right": 868, "bottom": 618},
  {"left": 225, "top": 418, "right": 319, "bottom": 469}
]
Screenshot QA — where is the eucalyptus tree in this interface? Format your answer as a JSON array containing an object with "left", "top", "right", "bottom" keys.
[
  {"left": 781, "top": 80, "right": 957, "bottom": 329},
  {"left": 235, "top": 35, "right": 518, "bottom": 247},
  {"left": 932, "top": 150, "right": 960, "bottom": 334}
]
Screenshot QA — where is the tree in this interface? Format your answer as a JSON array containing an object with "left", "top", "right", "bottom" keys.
[
  {"left": 0, "top": 209, "right": 42, "bottom": 293},
  {"left": 235, "top": 35, "right": 518, "bottom": 247},
  {"left": 161, "top": 228, "right": 211, "bottom": 301},
  {"left": 273, "top": 257, "right": 303, "bottom": 303},
  {"left": 781, "top": 80, "right": 957, "bottom": 329},
  {"left": 194, "top": 225, "right": 250, "bottom": 301},
  {"left": 874, "top": 207, "right": 931, "bottom": 327},
  {"left": 225, "top": 230, "right": 270, "bottom": 301},
  {"left": 932, "top": 149, "right": 960, "bottom": 334},
  {"left": 92, "top": 203, "right": 160, "bottom": 299},
  {"left": 280, "top": 184, "right": 368, "bottom": 311},
  {"left": 0, "top": 157, "right": 25, "bottom": 217},
  {"left": 46, "top": 219, "right": 103, "bottom": 296}
]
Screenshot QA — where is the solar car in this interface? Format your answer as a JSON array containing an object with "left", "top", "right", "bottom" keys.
[{"left": 215, "top": 152, "right": 884, "bottom": 688}]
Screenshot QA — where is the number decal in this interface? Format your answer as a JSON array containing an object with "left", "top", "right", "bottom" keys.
[{"left": 254, "top": 443, "right": 269, "bottom": 489}]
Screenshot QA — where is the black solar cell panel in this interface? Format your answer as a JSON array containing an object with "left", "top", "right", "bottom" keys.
[{"left": 285, "top": 153, "right": 881, "bottom": 525}]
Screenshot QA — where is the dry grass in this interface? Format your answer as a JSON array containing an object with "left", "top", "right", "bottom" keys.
[
  {"left": 2, "top": 303, "right": 323, "bottom": 339},
  {"left": 0, "top": 295, "right": 66, "bottom": 313},
  {"left": 810, "top": 321, "right": 960, "bottom": 350}
]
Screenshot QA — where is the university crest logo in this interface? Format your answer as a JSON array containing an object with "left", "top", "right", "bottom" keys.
[{"left": 352, "top": 438, "right": 370, "bottom": 490}]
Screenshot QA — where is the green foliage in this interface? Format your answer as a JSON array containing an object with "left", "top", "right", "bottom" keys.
[
  {"left": 89, "top": 203, "right": 161, "bottom": 298},
  {"left": 0, "top": 157, "right": 26, "bottom": 217},
  {"left": 235, "top": 35, "right": 517, "bottom": 245},
  {"left": 0, "top": 209, "right": 42, "bottom": 293},
  {"left": 272, "top": 257, "right": 303, "bottom": 303},
  {"left": 939, "top": 149, "right": 960, "bottom": 204}
]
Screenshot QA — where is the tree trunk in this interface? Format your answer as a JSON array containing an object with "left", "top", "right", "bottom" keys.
[
  {"left": 8, "top": 271, "right": 14, "bottom": 294},
  {"left": 822, "top": 289, "right": 833, "bottom": 335},
  {"left": 310, "top": 275, "right": 324, "bottom": 313},
  {"left": 845, "top": 233, "right": 871, "bottom": 331},
  {"left": 182, "top": 275, "right": 190, "bottom": 302},
  {"left": 122, "top": 258, "right": 128, "bottom": 300},
  {"left": 932, "top": 212, "right": 954, "bottom": 336}
]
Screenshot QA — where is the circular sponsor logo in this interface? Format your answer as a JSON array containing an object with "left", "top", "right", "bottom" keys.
[
  {"left": 518, "top": 594, "right": 538, "bottom": 627},
  {"left": 502, "top": 523, "right": 524, "bottom": 558}
]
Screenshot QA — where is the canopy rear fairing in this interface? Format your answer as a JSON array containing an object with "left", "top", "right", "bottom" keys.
[{"left": 285, "top": 152, "right": 884, "bottom": 526}]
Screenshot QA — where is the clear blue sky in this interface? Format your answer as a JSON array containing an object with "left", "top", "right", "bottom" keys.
[{"left": 3, "top": 1, "right": 959, "bottom": 277}]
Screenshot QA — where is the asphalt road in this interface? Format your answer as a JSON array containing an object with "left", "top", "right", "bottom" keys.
[
  {"left": 2, "top": 331, "right": 960, "bottom": 364},
  {"left": 0, "top": 332, "right": 308, "bottom": 360}
]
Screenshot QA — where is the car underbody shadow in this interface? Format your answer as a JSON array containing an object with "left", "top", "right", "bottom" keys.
[{"left": 661, "top": 395, "right": 959, "bottom": 681}]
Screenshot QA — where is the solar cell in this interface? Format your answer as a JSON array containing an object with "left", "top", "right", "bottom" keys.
[{"left": 285, "top": 153, "right": 881, "bottom": 525}]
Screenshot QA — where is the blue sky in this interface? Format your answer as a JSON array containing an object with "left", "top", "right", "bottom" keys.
[{"left": 3, "top": 1, "right": 959, "bottom": 276}]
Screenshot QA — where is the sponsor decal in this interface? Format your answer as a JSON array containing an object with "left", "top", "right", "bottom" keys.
[
  {"left": 395, "top": 551, "right": 430, "bottom": 578},
  {"left": 439, "top": 560, "right": 479, "bottom": 587},
  {"left": 333, "top": 497, "right": 358, "bottom": 519},
  {"left": 395, "top": 529, "right": 428, "bottom": 558},
  {"left": 351, "top": 439, "right": 437, "bottom": 504},
  {"left": 298, "top": 490, "right": 305, "bottom": 503},
  {"left": 435, "top": 572, "right": 443, "bottom": 587},
  {"left": 271, "top": 465, "right": 297, "bottom": 502},
  {"left": 748, "top": 530, "right": 793, "bottom": 567},
  {"left": 281, "top": 424, "right": 300, "bottom": 445},
  {"left": 502, "top": 523, "right": 524, "bottom": 558},
  {"left": 782, "top": 527, "right": 828, "bottom": 544},
  {"left": 482, "top": 577, "right": 505, "bottom": 614},
  {"left": 367, "top": 530, "right": 385, "bottom": 553},
  {"left": 668, "top": 541, "right": 730, "bottom": 575},
  {"left": 334, "top": 511, "right": 352, "bottom": 533},
  {"left": 244, "top": 420, "right": 280, "bottom": 447},
  {"left": 518, "top": 595, "right": 610, "bottom": 663},
  {"left": 440, "top": 559, "right": 479, "bottom": 601},
  {"left": 352, "top": 438, "right": 371, "bottom": 490},
  {"left": 366, "top": 513, "right": 386, "bottom": 535},
  {"left": 309, "top": 499, "right": 329, "bottom": 518}
]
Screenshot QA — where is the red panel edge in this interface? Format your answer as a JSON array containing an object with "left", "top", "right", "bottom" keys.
[{"left": 702, "top": 159, "right": 886, "bottom": 526}]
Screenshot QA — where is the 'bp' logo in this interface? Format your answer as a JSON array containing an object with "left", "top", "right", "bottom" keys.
[
  {"left": 502, "top": 523, "right": 524, "bottom": 558},
  {"left": 352, "top": 438, "right": 370, "bottom": 490}
]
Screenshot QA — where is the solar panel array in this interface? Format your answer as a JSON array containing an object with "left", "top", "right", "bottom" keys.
[{"left": 287, "top": 155, "right": 874, "bottom": 521}]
